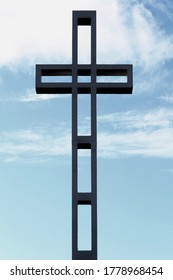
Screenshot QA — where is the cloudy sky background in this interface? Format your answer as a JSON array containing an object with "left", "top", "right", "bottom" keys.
[{"left": 0, "top": 0, "right": 173, "bottom": 259}]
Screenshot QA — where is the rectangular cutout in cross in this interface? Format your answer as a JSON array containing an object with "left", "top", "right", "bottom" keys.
[
  {"left": 97, "top": 76, "right": 127, "bottom": 83},
  {"left": 78, "top": 149, "right": 91, "bottom": 193},
  {"left": 42, "top": 76, "right": 72, "bottom": 83},
  {"left": 78, "top": 76, "right": 91, "bottom": 83},
  {"left": 78, "top": 26, "right": 91, "bottom": 64},
  {"left": 78, "top": 94, "right": 91, "bottom": 135},
  {"left": 78, "top": 205, "right": 92, "bottom": 250}
]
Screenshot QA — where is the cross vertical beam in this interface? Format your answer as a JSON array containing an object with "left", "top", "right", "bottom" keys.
[
  {"left": 35, "top": 10, "right": 133, "bottom": 260},
  {"left": 72, "top": 11, "right": 97, "bottom": 260}
]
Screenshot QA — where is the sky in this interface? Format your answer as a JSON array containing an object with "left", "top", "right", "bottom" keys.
[{"left": 0, "top": 0, "right": 173, "bottom": 260}]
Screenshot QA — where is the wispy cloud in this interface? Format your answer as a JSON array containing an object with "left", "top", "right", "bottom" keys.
[
  {"left": 0, "top": 88, "right": 69, "bottom": 103},
  {"left": 0, "top": 127, "right": 71, "bottom": 163},
  {"left": 159, "top": 94, "right": 173, "bottom": 104},
  {"left": 20, "top": 89, "right": 69, "bottom": 102},
  {"left": 98, "top": 108, "right": 173, "bottom": 131},
  {"left": 1, "top": 108, "right": 173, "bottom": 162},
  {"left": 98, "top": 128, "right": 173, "bottom": 159},
  {"left": 98, "top": 108, "right": 173, "bottom": 158},
  {"left": 145, "top": 0, "right": 173, "bottom": 19}
]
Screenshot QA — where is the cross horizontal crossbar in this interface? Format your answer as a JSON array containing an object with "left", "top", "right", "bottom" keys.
[{"left": 36, "top": 64, "right": 133, "bottom": 94}]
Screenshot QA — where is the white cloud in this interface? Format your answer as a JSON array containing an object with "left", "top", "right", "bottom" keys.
[
  {"left": 1, "top": 107, "right": 173, "bottom": 162},
  {"left": 159, "top": 94, "right": 173, "bottom": 104},
  {"left": 0, "top": 88, "right": 69, "bottom": 103},
  {"left": 134, "top": 65, "right": 173, "bottom": 96},
  {"left": 20, "top": 89, "right": 69, "bottom": 102},
  {"left": 0, "top": 0, "right": 173, "bottom": 70},
  {"left": 98, "top": 128, "right": 173, "bottom": 159},
  {"left": 98, "top": 108, "right": 173, "bottom": 130},
  {"left": 98, "top": 108, "right": 173, "bottom": 158},
  {"left": 0, "top": 127, "right": 71, "bottom": 163}
]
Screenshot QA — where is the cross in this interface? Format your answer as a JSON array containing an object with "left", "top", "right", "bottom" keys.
[{"left": 36, "top": 10, "right": 133, "bottom": 260}]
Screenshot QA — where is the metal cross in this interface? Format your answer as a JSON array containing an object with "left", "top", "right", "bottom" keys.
[{"left": 36, "top": 10, "right": 133, "bottom": 260}]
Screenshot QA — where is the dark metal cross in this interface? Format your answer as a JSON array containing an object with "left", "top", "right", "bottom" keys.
[{"left": 36, "top": 10, "right": 133, "bottom": 260}]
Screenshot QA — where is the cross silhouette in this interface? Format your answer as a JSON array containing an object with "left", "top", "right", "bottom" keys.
[{"left": 36, "top": 10, "right": 133, "bottom": 260}]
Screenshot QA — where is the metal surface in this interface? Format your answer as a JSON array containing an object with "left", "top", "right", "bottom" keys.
[{"left": 36, "top": 10, "right": 133, "bottom": 260}]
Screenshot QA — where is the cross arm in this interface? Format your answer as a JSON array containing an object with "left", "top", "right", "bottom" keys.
[
  {"left": 36, "top": 64, "right": 133, "bottom": 94},
  {"left": 96, "top": 64, "right": 133, "bottom": 94},
  {"left": 36, "top": 64, "right": 73, "bottom": 94}
]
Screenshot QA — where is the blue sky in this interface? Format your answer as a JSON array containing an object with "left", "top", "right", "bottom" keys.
[{"left": 0, "top": 0, "right": 173, "bottom": 260}]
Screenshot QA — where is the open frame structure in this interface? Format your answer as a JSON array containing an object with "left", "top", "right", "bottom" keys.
[{"left": 36, "top": 10, "right": 133, "bottom": 260}]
